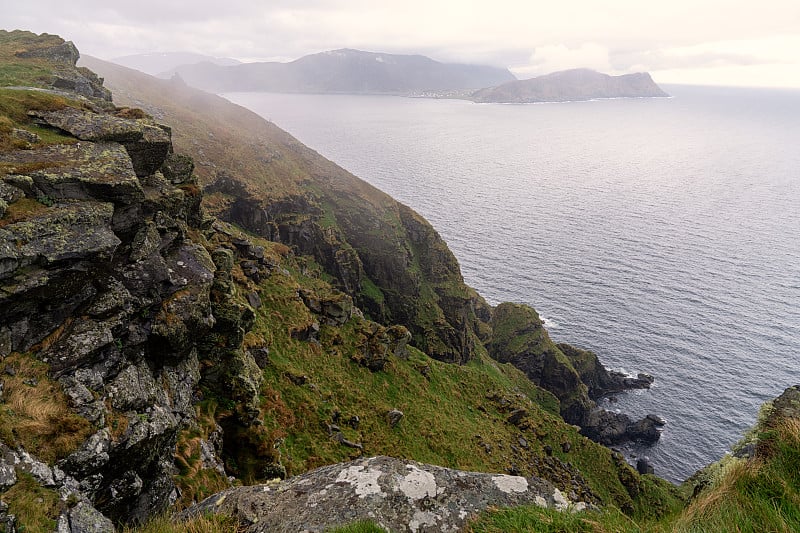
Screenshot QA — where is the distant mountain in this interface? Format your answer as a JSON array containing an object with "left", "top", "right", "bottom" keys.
[
  {"left": 111, "top": 52, "right": 241, "bottom": 76},
  {"left": 166, "top": 48, "right": 516, "bottom": 94},
  {"left": 471, "top": 68, "right": 668, "bottom": 103}
]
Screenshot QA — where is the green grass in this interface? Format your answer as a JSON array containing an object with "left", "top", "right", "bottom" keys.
[
  {"left": 469, "top": 505, "right": 642, "bottom": 533},
  {"left": 207, "top": 228, "right": 681, "bottom": 517},
  {"left": 471, "top": 413, "right": 800, "bottom": 533},
  {"left": 2, "top": 473, "right": 62, "bottom": 533}
]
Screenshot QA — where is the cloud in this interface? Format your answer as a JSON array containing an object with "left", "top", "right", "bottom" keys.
[
  {"left": 2, "top": 1, "right": 800, "bottom": 87},
  {"left": 513, "top": 43, "right": 612, "bottom": 78}
]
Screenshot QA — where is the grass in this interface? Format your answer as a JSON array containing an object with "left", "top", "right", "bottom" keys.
[
  {"left": 123, "top": 513, "right": 240, "bottom": 533},
  {"left": 0, "top": 352, "right": 93, "bottom": 463},
  {"left": 0, "top": 30, "right": 70, "bottom": 88},
  {"left": 0, "top": 87, "right": 82, "bottom": 152},
  {"left": 201, "top": 228, "right": 681, "bottom": 517},
  {"left": 469, "top": 505, "right": 643, "bottom": 533},
  {"left": 173, "top": 401, "right": 232, "bottom": 509},
  {"left": 0, "top": 198, "right": 49, "bottom": 228},
  {"left": 470, "top": 410, "right": 800, "bottom": 533},
  {"left": 2, "top": 472, "right": 62, "bottom": 533}
]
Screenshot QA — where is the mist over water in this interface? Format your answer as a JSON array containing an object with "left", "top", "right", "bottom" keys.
[{"left": 226, "top": 86, "right": 800, "bottom": 483}]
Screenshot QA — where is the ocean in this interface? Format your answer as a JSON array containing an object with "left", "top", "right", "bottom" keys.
[{"left": 224, "top": 85, "right": 800, "bottom": 483}]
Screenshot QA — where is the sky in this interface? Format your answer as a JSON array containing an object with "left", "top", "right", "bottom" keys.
[{"left": 4, "top": 1, "right": 800, "bottom": 88}]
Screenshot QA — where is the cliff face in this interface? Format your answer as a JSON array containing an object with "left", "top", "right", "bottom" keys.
[
  {"left": 471, "top": 68, "right": 668, "bottom": 103},
  {"left": 82, "top": 54, "right": 479, "bottom": 366},
  {"left": 0, "top": 31, "right": 690, "bottom": 531}
]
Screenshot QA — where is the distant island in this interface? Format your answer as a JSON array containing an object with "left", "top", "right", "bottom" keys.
[
  {"left": 471, "top": 68, "right": 669, "bottom": 103},
  {"left": 165, "top": 48, "right": 516, "bottom": 94}
]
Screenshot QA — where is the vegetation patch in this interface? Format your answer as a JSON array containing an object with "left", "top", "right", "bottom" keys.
[
  {"left": 2, "top": 472, "right": 62, "bottom": 533},
  {"left": 0, "top": 352, "right": 92, "bottom": 463},
  {"left": 123, "top": 513, "right": 240, "bottom": 533}
]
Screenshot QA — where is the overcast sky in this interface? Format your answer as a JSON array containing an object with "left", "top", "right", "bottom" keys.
[{"left": 5, "top": 1, "right": 800, "bottom": 88}]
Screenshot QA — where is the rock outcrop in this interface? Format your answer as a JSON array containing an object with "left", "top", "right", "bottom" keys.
[
  {"left": 488, "top": 303, "right": 663, "bottom": 445},
  {"left": 181, "top": 456, "right": 587, "bottom": 532},
  {"left": 0, "top": 31, "right": 220, "bottom": 524}
]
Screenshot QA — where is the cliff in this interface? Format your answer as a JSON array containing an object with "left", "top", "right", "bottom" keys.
[
  {"left": 471, "top": 68, "right": 668, "bottom": 103},
  {"left": 10, "top": 30, "right": 797, "bottom": 533},
  {"left": 1, "top": 31, "right": 682, "bottom": 531},
  {"left": 164, "top": 48, "right": 516, "bottom": 95}
]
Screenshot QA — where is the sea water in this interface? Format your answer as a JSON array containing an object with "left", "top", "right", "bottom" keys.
[{"left": 224, "top": 86, "right": 800, "bottom": 483}]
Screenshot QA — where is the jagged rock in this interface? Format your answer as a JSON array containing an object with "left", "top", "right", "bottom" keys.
[
  {"left": 246, "top": 291, "right": 262, "bottom": 309},
  {"left": 15, "top": 39, "right": 79, "bottom": 64},
  {"left": 0, "top": 182, "right": 25, "bottom": 204},
  {"left": 10, "top": 128, "right": 40, "bottom": 147},
  {"left": 60, "top": 501, "right": 115, "bottom": 533},
  {"left": 161, "top": 153, "right": 195, "bottom": 184},
  {"left": 558, "top": 343, "right": 654, "bottom": 400},
  {"left": 3, "top": 142, "right": 143, "bottom": 205},
  {"left": 249, "top": 347, "right": 270, "bottom": 368},
  {"left": 348, "top": 415, "right": 360, "bottom": 430},
  {"left": 0, "top": 198, "right": 6, "bottom": 218},
  {"left": 30, "top": 108, "right": 171, "bottom": 176},
  {"left": 180, "top": 456, "right": 583, "bottom": 532},
  {"left": 637, "top": 458, "right": 655, "bottom": 475},
  {"left": 351, "top": 322, "right": 411, "bottom": 371},
  {"left": 60, "top": 430, "right": 111, "bottom": 479},
  {"left": 0, "top": 201, "right": 119, "bottom": 281},
  {"left": 387, "top": 409, "right": 404, "bottom": 428},
  {"left": 580, "top": 407, "right": 662, "bottom": 445},
  {"left": 0, "top": 458, "right": 17, "bottom": 490},
  {"left": 507, "top": 408, "right": 528, "bottom": 427}
]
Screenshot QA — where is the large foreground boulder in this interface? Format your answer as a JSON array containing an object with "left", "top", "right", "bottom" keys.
[{"left": 181, "top": 456, "right": 588, "bottom": 532}]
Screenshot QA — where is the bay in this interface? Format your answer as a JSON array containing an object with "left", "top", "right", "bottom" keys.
[{"left": 225, "top": 86, "right": 800, "bottom": 483}]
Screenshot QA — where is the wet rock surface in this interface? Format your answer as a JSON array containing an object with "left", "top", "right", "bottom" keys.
[{"left": 181, "top": 456, "right": 587, "bottom": 532}]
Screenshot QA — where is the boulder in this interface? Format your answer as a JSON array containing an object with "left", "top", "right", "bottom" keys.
[
  {"left": 180, "top": 456, "right": 585, "bottom": 532},
  {"left": 30, "top": 108, "right": 171, "bottom": 176},
  {"left": 387, "top": 409, "right": 404, "bottom": 428},
  {"left": 3, "top": 142, "right": 143, "bottom": 204}
]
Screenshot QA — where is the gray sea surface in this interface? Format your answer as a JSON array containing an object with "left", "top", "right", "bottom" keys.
[{"left": 225, "top": 86, "right": 800, "bottom": 483}]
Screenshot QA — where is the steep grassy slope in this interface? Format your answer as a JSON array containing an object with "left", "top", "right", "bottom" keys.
[
  {"left": 81, "top": 54, "right": 480, "bottom": 365},
  {"left": 74, "top": 52, "right": 683, "bottom": 517},
  {"left": 471, "top": 386, "right": 800, "bottom": 532}
]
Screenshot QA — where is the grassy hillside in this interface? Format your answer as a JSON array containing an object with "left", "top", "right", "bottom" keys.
[
  {"left": 470, "top": 386, "right": 800, "bottom": 532},
  {"left": 80, "top": 54, "right": 480, "bottom": 366}
]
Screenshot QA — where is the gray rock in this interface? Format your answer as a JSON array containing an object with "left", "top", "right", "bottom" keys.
[
  {"left": 0, "top": 458, "right": 17, "bottom": 490},
  {"left": 636, "top": 458, "right": 655, "bottom": 475},
  {"left": 65, "top": 501, "right": 115, "bottom": 533},
  {"left": 0, "top": 202, "right": 120, "bottom": 282},
  {"left": 246, "top": 291, "right": 262, "bottom": 309},
  {"left": 0, "top": 182, "right": 25, "bottom": 204},
  {"left": 59, "top": 430, "right": 111, "bottom": 479},
  {"left": 4, "top": 142, "right": 143, "bottom": 205},
  {"left": 29, "top": 109, "right": 171, "bottom": 177},
  {"left": 10, "top": 128, "right": 40, "bottom": 145},
  {"left": 0, "top": 198, "right": 7, "bottom": 218},
  {"left": 181, "top": 456, "right": 585, "bottom": 533},
  {"left": 387, "top": 409, "right": 404, "bottom": 428}
]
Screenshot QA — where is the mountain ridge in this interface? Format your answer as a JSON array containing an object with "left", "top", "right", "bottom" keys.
[
  {"left": 472, "top": 68, "right": 669, "bottom": 103},
  {"left": 163, "top": 47, "right": 516, "bottom": 94}
]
